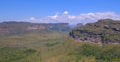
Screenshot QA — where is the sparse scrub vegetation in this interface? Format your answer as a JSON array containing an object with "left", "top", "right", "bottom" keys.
[{"left": 0, "top": 19, "right": 120, "bottom": 62}]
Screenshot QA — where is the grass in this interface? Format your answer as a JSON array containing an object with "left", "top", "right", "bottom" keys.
[
  {"left": 0, "top": 30, "right": 120, "bottom": 62},
  {"left": 0, "top": 47, "right": 37, "bottom": 62}
]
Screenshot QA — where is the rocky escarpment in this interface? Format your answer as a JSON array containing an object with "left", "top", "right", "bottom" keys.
[
  {"left": 69, "top": 19, "right": 120, "bottom": 44},
  {"left": 0, "top": 21, "right": 70, "bottom": 35}
]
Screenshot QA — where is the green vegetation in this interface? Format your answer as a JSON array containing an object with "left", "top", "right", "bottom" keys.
[
  {"left": 0, "top": 47, "right": 36, "bottom": 62},
  {"left": 0, "top": 20, "right": 120, "bottom": 62},
  {"left": 71, "top": 44, "right": 120, "bottom": 62},
  {"left": 0, "top": 30, "right": 68, "bottom": 62},
  {"left": 70, "top": 19, "right": 120, "bottom": 43},
  {"left": 0, "top": 31, "right": 120, "bottom": 62}
]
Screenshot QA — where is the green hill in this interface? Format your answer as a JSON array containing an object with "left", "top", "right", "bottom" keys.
[{"left": 70, "top": 19, "right": 120, "bottom": 44}]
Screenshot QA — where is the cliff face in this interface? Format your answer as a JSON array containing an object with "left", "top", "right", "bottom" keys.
[
  {"left": 76, "top": 23, "right": 83, "bottom": 27},
  {"left": 0, "top": 22, "right": 70, "bottom": 35},
  {"left": 27, "top": 23, "right": 70, "bottom": 31},
  {"left": 69, "top": 19, "right": 120, "bottom": 44},
  {"left": 46, "top": 23, "right": 70, "bottom": 31}
]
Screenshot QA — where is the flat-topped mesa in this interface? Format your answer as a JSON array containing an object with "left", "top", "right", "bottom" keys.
[
  {"left": 0, "top": 22, "right": 70, "bottom": 35},
  {"left": 27, "top": 23, "right": 70, "bottom": 31},
  {"left": 69, "top": 19, "right": 120, "bottom": 44}
]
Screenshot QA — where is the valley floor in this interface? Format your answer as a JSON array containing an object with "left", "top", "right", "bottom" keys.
[{"left": 0, "top": 31, "right": 120, "bottom": 62}]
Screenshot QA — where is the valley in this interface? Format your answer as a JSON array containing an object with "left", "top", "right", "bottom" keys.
[{"left": 0, "top": 19, "right": 120, "bottom": 62}]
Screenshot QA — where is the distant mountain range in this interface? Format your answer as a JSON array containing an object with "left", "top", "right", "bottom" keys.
[
  {"left": 69, "top": 19, "right": 120, "bottom": 44},
  {"left": 0, "top": 21, "right": 71, "bottom": 35}
]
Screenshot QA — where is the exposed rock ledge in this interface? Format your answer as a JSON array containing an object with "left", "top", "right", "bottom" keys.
[{"left": 69, "top": 19, "right": 120, "bottom": 44}]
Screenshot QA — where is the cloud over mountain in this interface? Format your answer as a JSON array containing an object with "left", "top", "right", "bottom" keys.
[{"left": 27, "top": 11, "right": 120, "bottom": 24}]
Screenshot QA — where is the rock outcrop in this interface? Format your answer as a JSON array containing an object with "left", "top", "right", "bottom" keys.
[{"left": 69, "top": 19, "right": 120, "bottom": 44}]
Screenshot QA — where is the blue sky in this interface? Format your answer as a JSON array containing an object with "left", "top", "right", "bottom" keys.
[{"left": 0, "top": 0, "right": 120, "bottom": 24}]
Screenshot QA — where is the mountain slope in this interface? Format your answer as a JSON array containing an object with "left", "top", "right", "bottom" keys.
[{"left": 70, "top": 19, "right": 120, "bottom": 44}]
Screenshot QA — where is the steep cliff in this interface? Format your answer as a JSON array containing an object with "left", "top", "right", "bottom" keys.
[{"left": 69, "top": 19, "right": 120, "bottom": 44}]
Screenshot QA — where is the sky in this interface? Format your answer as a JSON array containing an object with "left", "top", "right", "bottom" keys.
[{"left": 0, "top": 0, "right": 120, "bottom": 24}]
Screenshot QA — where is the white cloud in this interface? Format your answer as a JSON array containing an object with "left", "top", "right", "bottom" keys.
[
  {"left": 49, "top": 14, "right": 58, "bottom": 19},
  {"left": 27, "top": 11, "right": 120, "bottom": 24},
  {"left": 68, "top": 15, "right": 75, "bottom": 19},
  {"left": 63, "top": 11, "right": 69, "bottom": 14},
  {"left": 30, "top": 17, "right": 36, "bottom": 21}
]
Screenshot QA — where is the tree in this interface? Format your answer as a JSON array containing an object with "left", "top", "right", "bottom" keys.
[{"left": 101, "top": 30, "right": 107, "bottom": 46}]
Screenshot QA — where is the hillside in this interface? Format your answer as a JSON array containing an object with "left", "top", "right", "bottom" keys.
[{"left": 70, "top": 19, "right": 120, "bottom": 44}]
